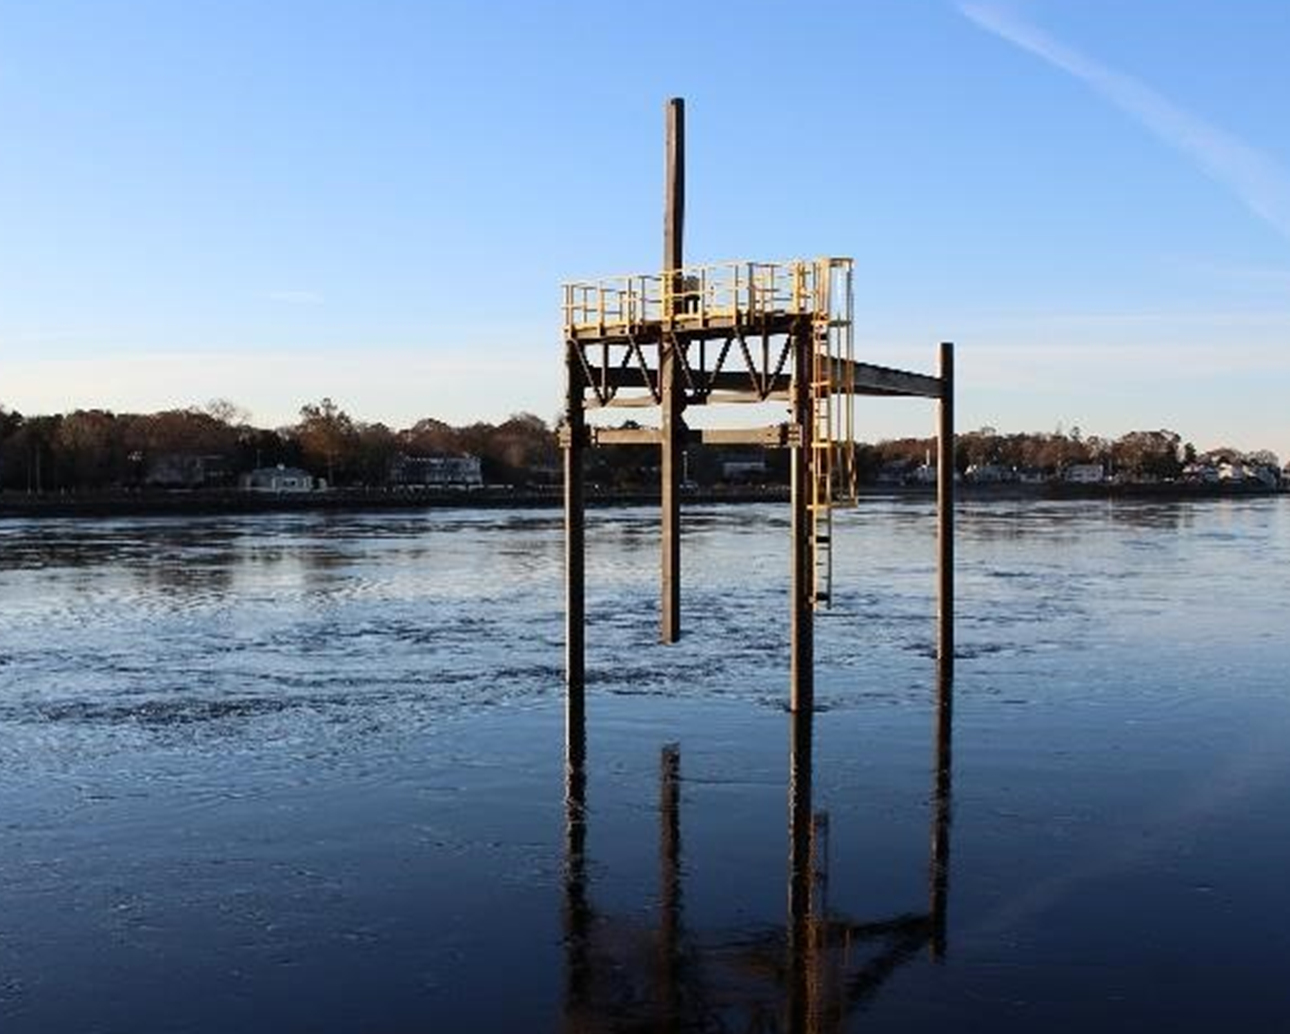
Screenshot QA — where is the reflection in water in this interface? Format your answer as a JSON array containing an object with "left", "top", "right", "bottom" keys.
[
  {"left": 3, "top": 504, "right": 1289, "bottom": 1028},
  {"left": 563, "top": 704, "right": 591, "bottom": 1032},
  {"left": 786, "top": 698, "right": 816, "bottom": 1033},
  {"left": 955, "top": 499, "right": 1197, "bottom": 543},
  {"left": 930, "top": 666, "right": 952, "bottom": 963},
  {"left": 562, "top": 674, "right": 955, "bottom": 1031},
  {"left": 659, "top": 742, "right": 682, "bottom": 1028}
]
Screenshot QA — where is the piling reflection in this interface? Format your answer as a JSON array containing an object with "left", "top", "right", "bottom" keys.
[
  {"left": 563, "top": 702, "right": 591, "bottom": 1032},
  {"left": 659, "top": 742, "right": 682, "bottom": 1029},
  {"left": 561, "top": 671, "right": 955, "bottom": 1032},
  {"left": 786, "top": 698, "right": 816, "bottom": 1033},
  {"left": 930, "top": 665, "right": 953, "bottom": 963}
]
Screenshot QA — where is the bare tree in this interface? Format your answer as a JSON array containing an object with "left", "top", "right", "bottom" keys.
[{"left": 294, "top": 398, "right": 358, "bottom": 485}]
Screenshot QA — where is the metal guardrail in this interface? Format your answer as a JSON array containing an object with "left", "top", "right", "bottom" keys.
[{"left": 563, "top": 259, "right": 842, "bottom": 333}]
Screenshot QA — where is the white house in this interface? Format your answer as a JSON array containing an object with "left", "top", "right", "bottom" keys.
[
  {"left": 965, "top": 463, "right": 1012, "bottom": 483},
  {"left": 390, "top": 454, "right": 484, "bottom": 488},
  {"left": 146, "top": 453, "right": 227, "bottom": 488},
  {"left": 1064, "top": 463, "right": 1104, "bottom": 484},
  {"left": 1217, "top": 460, "right": 1246, "bottom": 482},
  {"left": 241, "top": 465, "right": 314, "bottom": 493}
]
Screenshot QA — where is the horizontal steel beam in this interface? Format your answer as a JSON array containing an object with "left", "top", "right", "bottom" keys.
[
  {"left": 593, "top": 369, "right": 778, "bottom": 393},
  {"left": 573, "top": 424, "right": 797, "bottom": 447},
  {"left": 843, "top": 359, "right": 944, "bottom": 399},
  {"left": 599, "top": 394, "right": 664, "bottom": 408},
  {"left": 599, "top": 389, "right": 792, "bottom": 408},
  {"left": 586, "top": 362, "right": 943, "bottom": 400},
  {"left": 591, "top": 426, "right": 660, "bottom": 445},
  {"left": 690, "top": 425, "right": 793, "bottom": 446},
  {"left": 566, "top": 312, "right": 805, "bottom": 348}
]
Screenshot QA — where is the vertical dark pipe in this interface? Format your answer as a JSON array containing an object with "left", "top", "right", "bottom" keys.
[
  {"left": 664, "top": 96, "right": 685, "bottom": 287},
  {"left": 790, "top": 320, "right": 815, "bottom": 713},
  {"left": 937, "top": 342, "right": 955, "bottom": 678},
  {"left": 660, "top": 97, "right": 684, "bottom": 643},
  {"left": 932, "top": 342, "right": 955, "bottom": 962},
  {"left": 664, "top": 97, "right": 685, "bottom": 276},
  {"left": 786, "top": 705, "right": 815, "bottom": 1031},
  {"left": 562, "top": 689, "right": 589, "bottom": 1030},
  {"left": 929, "top": 665, "right": 953, "bottom": 961},
  {"left": 565, "top": 340, "right": 586, "bottom": 702}
]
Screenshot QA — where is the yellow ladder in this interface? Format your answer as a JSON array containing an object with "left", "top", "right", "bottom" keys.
[
  {"left": 810, "top": 314, "right": 835, "bottom": 607},
  {"left": 808, "top": 259, "right": 856, "bottom": 610}
]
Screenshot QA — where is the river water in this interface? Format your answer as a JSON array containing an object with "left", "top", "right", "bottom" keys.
[{"left": 1, "top": 498, "right": 1288, "bottom": 1031}]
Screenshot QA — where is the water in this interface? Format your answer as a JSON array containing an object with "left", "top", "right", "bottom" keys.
[{"left": 1, "top": 498, "right": 1288, "bottom": 1031}]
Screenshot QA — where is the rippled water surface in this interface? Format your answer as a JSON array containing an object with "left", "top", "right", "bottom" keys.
[{"left": 2, "top": 498, "right": 1289, "bottom": 1031}]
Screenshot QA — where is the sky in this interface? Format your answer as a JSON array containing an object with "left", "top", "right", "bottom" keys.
[{"left": 2, "top": 0, "right": 1288, "bottom": 459}]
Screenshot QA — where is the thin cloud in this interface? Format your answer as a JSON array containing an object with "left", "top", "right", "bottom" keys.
[
  {"left": 265, "top": 290, "right": 323, "bottom": 305},
  {"left": 959, "top": 2, "right": 1290, "bottom": 242}
]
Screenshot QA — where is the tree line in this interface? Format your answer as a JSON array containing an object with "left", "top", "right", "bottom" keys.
[
  {"left": 0, "top": 399, "right": 1278, "bottom": 492},
  {"left": 0, "top": 399, "right": 558, "bottom": 492},
  {"left": 867, "top": 426, "right": 1280, "bottom": 482}
]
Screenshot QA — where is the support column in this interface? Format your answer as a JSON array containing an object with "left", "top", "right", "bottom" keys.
[
  {"left": 660, "top": 96, "right": 684, "bottom": 643},
  {"left": 565, "top": 339, "right": 586, "bottom": 703},
  {"left": 790, "top": 321, "right": 814, "bottom": 713},
  {"left": 937, "top": 341, "right": 955, "bottom": 679},
  {"left": 932, "top": 346, "right": 956, "bottom": 951}
]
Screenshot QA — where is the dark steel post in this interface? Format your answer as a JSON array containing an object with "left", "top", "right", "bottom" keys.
[
  {"left": 660, "top": 96, "right": 684, "bottom": 643},
  {"left": 790, "top": 320, "right": 814, "bottom": 713},
  {"left": 565, "top": 340, "right": 586, "bottom": 702},
  {"left": 937, "top": 342, "right": 955, "bottom": 678},
  {"left": 930, "top": 665, "right": 953, "bottom": 961},
  {"left": 930, "top": 343, "right": 956, "bottom": 962}
]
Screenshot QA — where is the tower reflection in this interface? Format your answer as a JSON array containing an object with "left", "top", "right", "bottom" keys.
[{"left": 561, "top": 672, "right": 954, "bottom": 1032}]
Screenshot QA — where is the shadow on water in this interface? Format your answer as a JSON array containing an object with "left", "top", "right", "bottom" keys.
[{"left": 561, "top": 668, "right": 955, "bottom": 1032}]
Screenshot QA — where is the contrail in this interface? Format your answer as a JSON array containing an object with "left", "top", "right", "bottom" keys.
[{"left": 959, "top": 2, "right": 1290, "bottom": 243}]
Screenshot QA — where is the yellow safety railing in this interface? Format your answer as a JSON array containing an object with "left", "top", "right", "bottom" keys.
[{"left": 563, "top": 259, "right": 840, "bottom": 334}]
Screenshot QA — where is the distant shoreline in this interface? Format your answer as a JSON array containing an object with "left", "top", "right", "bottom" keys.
[{"left": 0, "top": 481, "right": 1282, "bottom": 519}]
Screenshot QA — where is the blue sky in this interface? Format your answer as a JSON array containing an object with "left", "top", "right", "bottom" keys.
[{"left": 2, "top": 0, "right": 1288, "bottom": 458}]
